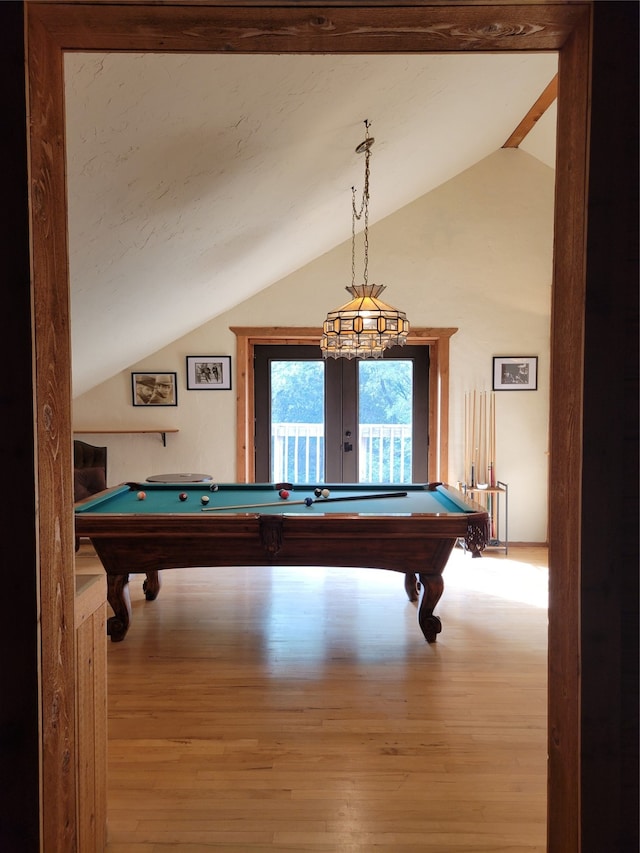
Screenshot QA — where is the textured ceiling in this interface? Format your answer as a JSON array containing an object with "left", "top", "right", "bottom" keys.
[{"left": 65, "top": 52, "right": 558, "bottom": 396}]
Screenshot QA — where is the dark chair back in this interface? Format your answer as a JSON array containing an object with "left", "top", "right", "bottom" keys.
[{"left": 73, "top": 440, "right": 107, "bottom": 502}]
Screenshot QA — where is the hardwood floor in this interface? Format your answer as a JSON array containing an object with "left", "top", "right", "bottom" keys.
[{"left": 76, "top": 543, "right": 548, "bottom": 852}]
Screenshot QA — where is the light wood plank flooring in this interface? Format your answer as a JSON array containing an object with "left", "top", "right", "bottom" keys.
[{"left": 76, "top": 543, "right": 548, "bottom": 852}]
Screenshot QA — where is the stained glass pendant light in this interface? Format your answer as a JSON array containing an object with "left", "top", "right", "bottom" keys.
[{"left": 320, "top": 120, "right": 410, "bottom": 360}]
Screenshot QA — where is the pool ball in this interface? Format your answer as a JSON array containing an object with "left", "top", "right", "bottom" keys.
[
  {"left": 304, "top": 497, "right": 314, "bottom": 506},
  {"left": 209, "top": 483, "right": 219, "bottom": 492},
  {"left": 314, "top": 488, "right": 323, "bottom": 497},
  {"left": 321, "top": 488, "right": 331, "bottom": 499},
  {"left": 201, "top": 495, "right": 210, "bottom": 505},
  {"left": 136, "top": 491, "right": 146, "bottom": 501},
  {"left": 179, "top": 492, "right": 188, "bottom": 502},
  {"left": 279, "top": 489, "right": 290, "bottom": 500}
]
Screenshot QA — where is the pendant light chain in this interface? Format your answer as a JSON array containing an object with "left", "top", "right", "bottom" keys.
[{"left": 352, "top": 120, "right": 372, "bottom": 288}]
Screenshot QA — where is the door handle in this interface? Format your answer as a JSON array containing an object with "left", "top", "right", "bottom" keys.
[{"left": 343, "top": 442, "right": 353, "bottom": 452}]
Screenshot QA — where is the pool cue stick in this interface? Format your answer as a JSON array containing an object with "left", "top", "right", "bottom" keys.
[
  {"left": 469, "top": 394, "right": 473, "bottom": 484},
  {"left": 484, "top": 391, "right": 489, "bottom": 483},
  {"left": 472, "top": 389, "right": 477, "bottom": 487},
  {"left": 483, "top": 391, "right": 487, "bottom": 483},
  {"left": 485, "top": 391, "right": 490, "bottom": 482},
  {"left": 491, "top": 392, "right": 496, "bottom": 485},
  {"left": 489, "top": 391, "right": 499, "bottom": 540},
  {"left": 203, "top": 499, "right": 311, "bottom": 511},
  {"left": 464, "top": 392, "right": 469, "bottom": 485},
  {"left": 469, "top": 393, "right": 473, "bottom": 485},
  {"left": 471, "top": 394, "right": 475, "bottom": 481},
  {"left": 201, "top": 491, "right": 409, "bottom": 512},
  {"left": 479, "top": 391, "right": 485, "bottom": 483},
  {"left": 463, "top": 393, "right": 466, "bottom": 483},
  {"left": 468, "top": 393, "right": 472, "bottom": 486},
  {"left": 489, "top": 392, "right": 495, "bottom": 487}
]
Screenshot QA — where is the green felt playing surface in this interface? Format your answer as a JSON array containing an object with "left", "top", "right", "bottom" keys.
[{"left": 75, "top": 482, "right": 474, "bottom": 516}]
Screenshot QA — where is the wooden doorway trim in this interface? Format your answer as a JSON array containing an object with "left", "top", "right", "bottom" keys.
[
  {"left": 230, "top": 326, "right": 458, "bottom": 483},
  {"left": 25, "top": 3, "right": 591, "bottom": 850}
]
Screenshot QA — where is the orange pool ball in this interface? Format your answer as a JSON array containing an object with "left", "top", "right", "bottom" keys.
[{"left": 136, "top": 491, "right": 146, "bottom": 500}]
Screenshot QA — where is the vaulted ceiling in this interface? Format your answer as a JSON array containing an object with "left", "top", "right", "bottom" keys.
[{"left": 65, "top": 52, "right": 558, "bottom": 396}]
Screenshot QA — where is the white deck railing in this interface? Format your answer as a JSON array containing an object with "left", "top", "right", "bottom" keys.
[{"left": 272, "top": 422, "right": 412, "bottom": 484}]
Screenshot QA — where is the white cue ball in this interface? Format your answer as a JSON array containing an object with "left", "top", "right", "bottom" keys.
[
  {"left": 201, "top": 495, "right": 210, "bottom": 505},
  {"left": 321, "top": 488, "right": 330, "bottom": 499}
]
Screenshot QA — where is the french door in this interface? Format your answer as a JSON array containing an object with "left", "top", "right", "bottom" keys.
[{"left": 254, "top": 345, "right": 429, "bottom": 484}]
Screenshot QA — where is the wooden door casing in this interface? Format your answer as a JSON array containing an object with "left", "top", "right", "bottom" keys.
[{"left": 24, "top": 4, "right": 634, "bottom": 851}]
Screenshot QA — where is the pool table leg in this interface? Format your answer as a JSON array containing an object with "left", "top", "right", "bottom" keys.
[
  {"left": 417, "top": 572, "right": 444, "bottom": 642},
  {"left": 404, "top": 572, "right": 420, "bottom": 602},
  {"left": 142, "top": 570, "right": 161, "bottom": 601},
  {"left": 106, "top": 574, "right": 132, "bottom": 642}
]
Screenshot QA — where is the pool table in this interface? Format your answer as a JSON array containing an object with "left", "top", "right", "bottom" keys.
[{"left": 75, "top": 481, "right": 489, "bottom": 643}]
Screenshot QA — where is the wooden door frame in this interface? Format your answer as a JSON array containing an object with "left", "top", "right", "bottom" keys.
[
  {"left": 26, "top": 3, "right": 592, "bottom": 850},
  {"left": 231, "top": 327, "right": 457, "bottom": 483}
]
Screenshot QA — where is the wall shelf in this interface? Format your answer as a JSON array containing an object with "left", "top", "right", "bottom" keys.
[{"left": 74, "top": 429, "right": 178, "bottom": 447}]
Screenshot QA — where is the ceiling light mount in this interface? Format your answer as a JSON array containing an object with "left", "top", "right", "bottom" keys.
[{"left": 321, "top": 120, "right": 409, "bottom": 360}]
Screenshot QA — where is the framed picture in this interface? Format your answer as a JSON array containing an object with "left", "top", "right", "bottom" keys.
[
  {"left": 132, "top": 372, "right": 178, "bottom": 406},
  {"left": 493, "top": 356, "right": 538, "bottom": 391},
  {"left": 186, "top": 355, "right": 232, "bottom": 391}
]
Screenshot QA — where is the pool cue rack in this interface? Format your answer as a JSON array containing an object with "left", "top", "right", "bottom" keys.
[
  {"left": 462, "top": 480, "right": 509, "bottom": 555},
  {"left": 461, "top": 389, "right": 507, "bottom": 553}
]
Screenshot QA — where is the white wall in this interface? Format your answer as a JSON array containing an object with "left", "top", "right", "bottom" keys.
[{"left": 74, "top": 148, "right": 554, "bottom": 542}]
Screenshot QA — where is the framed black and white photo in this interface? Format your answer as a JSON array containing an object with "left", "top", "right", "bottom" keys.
[
  {"left": 186, "top": 355, "right": 232, "bottom": 391},
  {"left": 493, "top": 356, "right": 538, "bottom": 391},
  {"left": 132, "top": 372, "right": 178, "bottom": 406}
]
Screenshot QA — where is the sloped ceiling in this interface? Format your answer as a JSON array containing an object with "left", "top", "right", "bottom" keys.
[{"left": 65, "top": 52, "right": 558, "bottom": 397}]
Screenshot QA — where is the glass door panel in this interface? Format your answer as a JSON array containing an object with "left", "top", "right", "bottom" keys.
[
  {"left": 358, "top": 359, "right": 413, "bottom": 483},
  {"left": 270, "top": 360, "right": 325, "bottom": 484}
]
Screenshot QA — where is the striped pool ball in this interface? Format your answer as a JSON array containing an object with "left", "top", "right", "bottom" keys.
[{"left": 201, "top": 495, "right": 210, "bottom": 505}]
